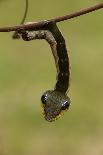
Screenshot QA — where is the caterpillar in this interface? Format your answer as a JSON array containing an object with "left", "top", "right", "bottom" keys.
[{"left": 20, "top": 21, "right": 71, "bottom": 122}]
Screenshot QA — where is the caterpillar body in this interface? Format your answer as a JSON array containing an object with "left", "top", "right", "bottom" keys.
[{"left": 21, "top": 21, "right": 71, "bottom": 122}]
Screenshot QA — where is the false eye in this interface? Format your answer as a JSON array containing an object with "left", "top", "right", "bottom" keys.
[
  {"left": 61, "top": 101, "right": 70, "bottom": 110},
  {"left": 41, "top": 94, "right": 47, "bottom": 104}
]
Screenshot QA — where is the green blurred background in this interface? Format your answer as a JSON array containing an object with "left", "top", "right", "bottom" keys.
[{"left": 0, "top": 0, "right": 103, "bottom": 155}]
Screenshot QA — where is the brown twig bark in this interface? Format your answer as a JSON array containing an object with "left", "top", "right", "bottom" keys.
[{"left": 0, "top": 3, "right": 102, "bottom": 32}]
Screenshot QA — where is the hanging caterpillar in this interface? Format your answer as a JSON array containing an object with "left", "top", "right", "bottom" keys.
[{"left": 20, "top": 21, "right": 71, "bottom": 122}]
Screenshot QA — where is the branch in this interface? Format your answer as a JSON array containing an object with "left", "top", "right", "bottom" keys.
[
  {"left": 0, "top": 3, "right": 102, "bottom": 32},
  {"left": 12, "top": 0, "right": 29, "bottom": 39}
]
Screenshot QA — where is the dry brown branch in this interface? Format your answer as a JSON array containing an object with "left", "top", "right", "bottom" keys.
[{"left": 0, "top": 3, "right": 102, "bottom": 32}]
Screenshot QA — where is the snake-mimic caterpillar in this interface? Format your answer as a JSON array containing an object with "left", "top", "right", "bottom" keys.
[{"left": 21, "top": 21, "right": 71, "bottom": 122}]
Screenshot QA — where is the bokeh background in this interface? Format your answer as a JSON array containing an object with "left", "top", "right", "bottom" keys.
[{"left": 0, "top": 0, "right": 103, "bottom": 155}]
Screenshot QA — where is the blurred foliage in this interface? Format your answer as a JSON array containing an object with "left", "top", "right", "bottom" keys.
[{"left": 0, "top": 0, "right": 103, "bottom": 155}]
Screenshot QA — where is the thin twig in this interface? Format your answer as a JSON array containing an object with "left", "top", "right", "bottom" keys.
[
  {"left": 12, "top": 0, "right": 29, "bottom": 38},
  {"left": 52, "top": 3, "right": 103, "bottom": 22},
  {"left": 0, "top": 3, "right": 102, "bottom": 32},
  {"left": 20, "top": 0, "right": 28, "bottom": 25}
]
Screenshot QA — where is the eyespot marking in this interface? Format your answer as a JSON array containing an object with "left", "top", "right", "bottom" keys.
[
  {"left": 41, "top": 90, "right": 70, "bottom": 122},
  {"left": 21, "top": 22, "right": 71, "bottom": 122}
]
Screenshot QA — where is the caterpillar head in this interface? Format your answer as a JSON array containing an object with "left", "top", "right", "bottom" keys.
[{"left": 41, "top": 90, "right": 70, "bottom": 122}]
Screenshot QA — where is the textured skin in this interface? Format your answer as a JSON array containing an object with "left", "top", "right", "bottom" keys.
[
  {"left": 46, "top": 23, "right": 70, "bottom": 93},
  {"left": 40, "top": 23, "right": 71, "bottom": 122},
  {"left": 20, "top": 21, "right": 71, "bottom": 122},
  {"left": 41, "top": 90, "right": 70, "bottom": 122}
]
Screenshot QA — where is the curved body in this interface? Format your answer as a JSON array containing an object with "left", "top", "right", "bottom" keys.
[{"left": 21, "top": 21, "right": 71, "bottom": 122}]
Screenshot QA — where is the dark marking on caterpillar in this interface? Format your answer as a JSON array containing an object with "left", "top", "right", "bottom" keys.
[{"left": 21, "top": 21, "right": 71, "bottom": 122}]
